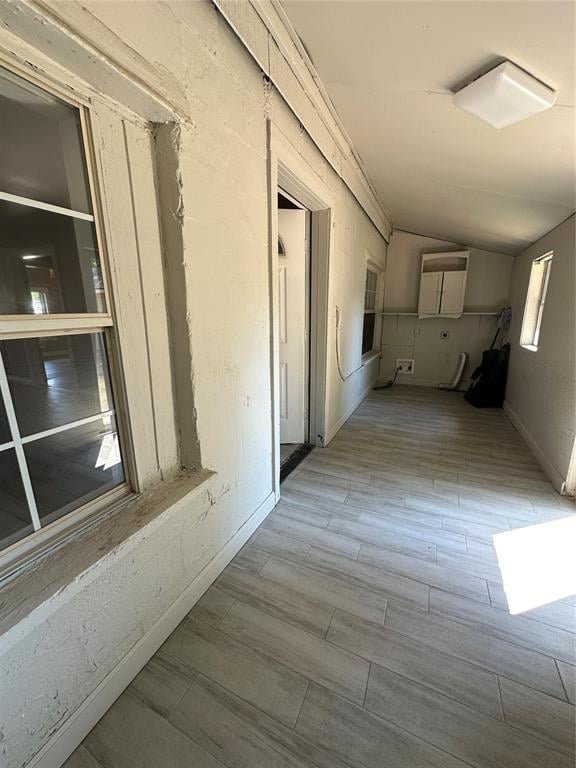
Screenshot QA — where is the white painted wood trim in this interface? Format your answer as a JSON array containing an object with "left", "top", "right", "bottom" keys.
[
  {"left": 309, "top": 210, "right": 331, "bottom": 446},
  {"left": 0, "top": 191, "right": 94, "bottom": 221},
  {"left": 267, "top": 124, "right": 281, "bottom": 498},
  {"left": 20, "top": 410, "right": 115, "bottom": 445},
  {"left": 269, "top": 121, "right": 333, "bottom": 466},
  {"left": 0, "top": 2, "right": 179, "bottom": 123},
  {"left": 273, "top": 124, "right": 336, "bottom": 210},
  {"left": 122, "top": 122, "right": 179, "bottom": 476},
  {"left": 401, "top": 378, "right": 445, "bottom": 388},
  {"left": 0, "top": 485, "right": 131, "bottom": 580},
  {"left": 89, "top": 105, "right": 164, "bottom": 492},
  {"left": 25, "top": 489, "right": 277, "bottom": 768},
  {"left": 264, "top": 0, "right": 391, "bottom": 239},
  {"left": 366, "top": 256, "right": 385, "bottom": 274},
  {"left": 212, "top": 0, "right": 391, "bottom": 242},
  {"left": 323, "top": 374, "right": 377, "bottom": 446},
  {"left": 503, "top": 400, "right": 565, "bottom": 493},
  {"left": 0, "top": 317, "right": 113, "bottom": 338}
]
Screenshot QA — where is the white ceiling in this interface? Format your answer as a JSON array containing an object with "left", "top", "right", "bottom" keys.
[{"left": 282, "top": 0, "right": 576, "bottom": 254}]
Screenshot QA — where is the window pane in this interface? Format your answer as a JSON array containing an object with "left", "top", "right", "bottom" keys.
[
  {"left": 0, "top": 449, "right": 33, "bottom": 549},
  {"left": 364, "top": 291, "right": 377, "bottom": 312},
  {"left": 1, "top": 333, "right": 114, "bottom": 437},
  {"left": 0, "top": 65, "right": 92, "bottom": 213},
  {"left": 366, "top": 270, "right": 378, "bottom": 294},
  {"left": 362, "top": 313, "right": 376, "bottom": 355},
  {"left": 25, "top": 415, "right": 124, "bottom": 525},
  {"left": 0, "top": 200, "right": 105, "bottom": 314},
  {"left": 365, "top": 270, "right": 378, "bottom": 311}
]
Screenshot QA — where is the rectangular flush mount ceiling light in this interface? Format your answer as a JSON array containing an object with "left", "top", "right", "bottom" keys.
[{"left": 453, "top": 61, "right": 557, "bottom": 128}]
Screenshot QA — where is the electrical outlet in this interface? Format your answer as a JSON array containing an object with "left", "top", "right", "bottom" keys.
[
  {"left": 440, "top": 330, "right": 450, "bottom": 339},
  {"left": 396, "top": 358, "right": 415, "bottom": 374}
]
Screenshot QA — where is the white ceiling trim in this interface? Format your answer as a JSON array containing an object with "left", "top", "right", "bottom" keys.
[{"left": 213, "top": 0, "right": 392, "bottom": 240}]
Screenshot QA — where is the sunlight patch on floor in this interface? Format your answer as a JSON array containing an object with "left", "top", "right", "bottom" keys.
[{"left": 493, "top": 515, "right": 576, "bottom": 614}]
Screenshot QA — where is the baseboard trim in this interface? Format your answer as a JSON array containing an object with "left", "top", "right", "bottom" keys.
[
  {"left": 324, "top": 379, "right": 376, "bottom": 445},
  {"left": 27, "top": 491, "right": 277, "bottom": 768},
  {"left": 375, "top": 377, "right": 468, "bottom": 389},
  {"left": 503, "top": 401, "right": 565, "bottom": 493}
]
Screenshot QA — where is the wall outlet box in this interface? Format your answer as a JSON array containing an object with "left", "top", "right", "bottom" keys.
[
  {"left": 440, "top": 330, "right": 450, "bottom": 339},
  {"left": 396, "top": 358, "right": 415, "bottom": 374}
]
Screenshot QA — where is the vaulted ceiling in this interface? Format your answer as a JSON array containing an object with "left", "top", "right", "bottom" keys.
[{"left": 282, "top": 0, "right": 576, "bottom": 254}]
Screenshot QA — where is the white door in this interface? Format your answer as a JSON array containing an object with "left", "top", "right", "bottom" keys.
[
  {"left": 278, "top": 209, "right": 307, "bottom": 444},
  {"left": 418, "top": 272, "right": 442, "bottom": 315},
  {"left": 440, "top": 271, "right": 467, "bottom": 315}
]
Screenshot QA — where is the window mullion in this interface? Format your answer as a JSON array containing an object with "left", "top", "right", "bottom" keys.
[
  {"left": 21, "top": 409, "right": 116, "bottom": 446},
  {"left": 0, "top": 351, "right": 41, "bottom": 531},
  {"left": 0, "top": 317, "right": 113, "bottom": 340},
  {"left": 0, "top": 190, "right": 94, "bottom": 222}
]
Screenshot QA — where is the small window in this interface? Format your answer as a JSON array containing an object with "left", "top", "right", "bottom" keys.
[
  {"left": 0, "top": 65, "right": 126, "bottom": 555},
  {"left": 362, "top": 268, "right": 379, "bottom": 355},
  {"left": 520, "top": 252, "right": 553, "bottom": 351}
]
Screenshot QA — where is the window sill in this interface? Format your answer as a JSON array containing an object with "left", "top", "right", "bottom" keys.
[
  {"left": 362, "top": 351, "right": 381, "bottom": 365},
  {"left": 0, "top": 468, "right": 215, "bottom": 637},
  {"left": 520, "top": 344, "right": 538, "bottom": 352}
]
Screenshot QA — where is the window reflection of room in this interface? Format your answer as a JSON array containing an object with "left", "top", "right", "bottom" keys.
[
  {"left": 1, "top": 333, "right": 113, "bottom": 436},
  {"left": 0, "top": 201, "right": 105, "bottom": 315},
  {"left": 0, "top": 64, "right": 125, "bottom": 554}
]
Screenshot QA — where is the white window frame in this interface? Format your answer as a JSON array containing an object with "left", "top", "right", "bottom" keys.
[
  {"left": 0, "top": 56, "right": 179, "bottom": 578},
  {"left": 362, "top": 258, "right": 384, "bottom": 359},
  {"left": 0, "top": 64, "right": 134, "bottom": 561},
  {"left": 520, "top": 252, "right": 553, "bottom": 351}
]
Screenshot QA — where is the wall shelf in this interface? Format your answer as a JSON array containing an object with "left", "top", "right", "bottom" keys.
[{"left": 379, "top": 311, "right": 498, "bottom": 316}]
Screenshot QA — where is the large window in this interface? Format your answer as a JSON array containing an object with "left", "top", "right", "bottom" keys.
[
  {"left": 520, "top": 252, "right": 553, "bottom": 351},
  {"left": 362, "top": 267, "right": 379, "bottom": 355},
  {"left": 0, "top": 65, "right": 125, "bottom": 554}
]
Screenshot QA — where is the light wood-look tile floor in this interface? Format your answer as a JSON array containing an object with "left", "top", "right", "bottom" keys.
[{"left": 65, "top": 386, "right": 576, "bottom": 768}]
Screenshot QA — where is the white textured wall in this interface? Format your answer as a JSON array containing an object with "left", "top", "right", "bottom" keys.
[
  {"left": 325, "top": 194, "right": 387, "bottom": 439},
  {"left": 380, "top": 231, "right": 513, "bottom": 387},
  {"left": 0, "top": 2, "right": 388, "bottom": 766},
  {"left": 506, "top": 214, "right": 576, "bottom": 490},
  {"left": 1, "top": 474, "right": 227, "bottom": 767}
]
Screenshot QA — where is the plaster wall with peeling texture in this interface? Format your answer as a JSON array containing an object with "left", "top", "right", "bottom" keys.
[{"left": 0, "top": 2, "right": 389, "bottom": 766}]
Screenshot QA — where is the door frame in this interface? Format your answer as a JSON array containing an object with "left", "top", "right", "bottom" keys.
[
  {"left": 277, "top": 203, "right": 310, "bottom": 447},
  {"left": 267, "top": 121, "right": 332, "bottom": 500}
]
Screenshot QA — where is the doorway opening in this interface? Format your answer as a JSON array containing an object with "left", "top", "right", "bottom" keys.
[{"left": 277, "top": 189, "right": 314, "bottom": 480}]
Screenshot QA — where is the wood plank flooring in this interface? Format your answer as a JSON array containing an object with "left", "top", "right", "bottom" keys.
[{"left": 65, "top": 386, "right": 576, "bottom": 768}]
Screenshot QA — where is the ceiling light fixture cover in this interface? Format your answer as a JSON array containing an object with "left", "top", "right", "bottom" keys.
[{"left": 453, "top": 61, "right": 557, "bottom": 129}]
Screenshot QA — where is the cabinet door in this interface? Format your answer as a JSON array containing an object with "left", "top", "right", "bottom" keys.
[
  {"left": 440, "top": 271, "right": 467, "bottom": 315},
  {"left": 418, "top": 272, "right": 442, "bottom": 314}
]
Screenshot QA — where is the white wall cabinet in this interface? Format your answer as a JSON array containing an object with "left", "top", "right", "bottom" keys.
[
  {"left": 419, "top": 272, "right": 443, "bottom": 314},
  {"left": 418, "top": 251, "right": 469, "bottom": 318}
]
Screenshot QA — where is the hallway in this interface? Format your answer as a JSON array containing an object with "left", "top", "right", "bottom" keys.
[{"left": 66, "top": 387, "right": 576, "bottom": 768}]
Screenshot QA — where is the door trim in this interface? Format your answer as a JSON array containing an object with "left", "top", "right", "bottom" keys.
[{"left": 267, "top": 120, "right": 332, "bottom": 499}]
